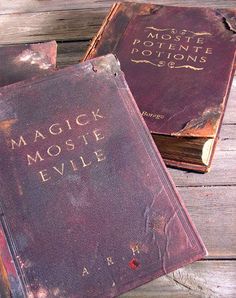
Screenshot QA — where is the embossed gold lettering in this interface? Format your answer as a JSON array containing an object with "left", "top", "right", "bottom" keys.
[
  {"left": 11, "top": 136, "right": 27, "bottom": 149},
  {"left": 27, "top": 151, "right": 44, "bottom": 165}
]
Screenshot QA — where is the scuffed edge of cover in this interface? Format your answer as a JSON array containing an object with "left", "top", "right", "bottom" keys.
[
  {"left": 112, "top": 54, "right": 208, "bottom": 255},
  {"left": 0, "top": 40, "right": 58, "bottom": 88},
  {"left": 83, "top": 2, "right": 120, "bottom": 61},
  {"left": 110, "top": 54, "right": 207, "bottom": 296},
  {"left": 13, "top": 40, "right": 58, "bottom": 71},
  {"left": 31, "top": 40, "right": 58, "bottom": 69},
  {"left": 156, "top": 48, "right": 236, "bottom": 173}
]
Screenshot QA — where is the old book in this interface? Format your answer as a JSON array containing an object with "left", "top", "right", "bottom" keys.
[
  {"left": 0, "top": 40, "right": 58, "bottom": 297},
  {"left": 84, "top": 2, "right": 236, "bottom": 172},
  {"left": 0, "top": 54, "right": 206, "bottom": 297},
  {"left": 0, "top": 41, "right": 57, "bottom": 87}
]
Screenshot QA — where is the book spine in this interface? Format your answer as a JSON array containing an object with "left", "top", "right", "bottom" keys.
[
  {"left": 0, "top": 172, "right": 25, "bottom": 297},
  {"left": 0, "top": 233, "right": 11, "bottom": 298},
  {"left": 0, "top": 221, "right": 25, "bottom": 297},
  {"left": 83, "top": 2, "right": 121, "bottom": 61},
  {"left": 0, "top": 181, "right": 11, "bottom": 297}
]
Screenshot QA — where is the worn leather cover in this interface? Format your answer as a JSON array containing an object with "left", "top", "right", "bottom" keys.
[
  {"left": 0, "top": 41, "right": 57, "bottom": 87},
  {"left": 0, "top": 40, "right": 58, "bottom": 297},
  {"left": 84, "top": 2, "right": 236, "bottom": 171},
  {"left": 0, "top": 54, "right": 206, "bottom": 297}
]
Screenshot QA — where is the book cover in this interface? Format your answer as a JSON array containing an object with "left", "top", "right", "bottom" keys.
[
  {"left": 0, "top": 54, "right": 206, "bottom": 297},
  {"left": 0, "top": 41, "right": 57, "bottom": 87},
  {"left": 84, "top": 2, "right": 236, "bottom": 172}
]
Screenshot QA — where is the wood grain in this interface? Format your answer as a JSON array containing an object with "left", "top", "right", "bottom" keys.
[
  {"left": 0, "top": 0, "right": 235, "bottom": 15},
  {"left": 121, "top": 261, "right": 236, "bottom": 297},
  {"left": 57, "top": 41, "right": 90, "bottom": 68},
  {"left": 170, "top": 150, "right": 236, "bottom": 187},
  {"left": 180, "top": 186, "right": 236, "bottom": 258},
  {"left": 0, "top": 11, "right": 105, "bottom": 44}
]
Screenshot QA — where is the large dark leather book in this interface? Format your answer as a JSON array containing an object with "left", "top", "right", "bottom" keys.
[
  {"left": 84, "top": 2, "right": 236, "bottom": 172},
  {"left": 0, "top": 41, "right": 57, "bottom": 87},
  {"left": 0, "top": 54, "right": 206, "bottom": 297}
]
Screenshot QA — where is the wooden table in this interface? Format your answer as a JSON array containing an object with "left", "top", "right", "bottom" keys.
[{"left": 1, "top": 0, "right": 235, "bottom": 297}]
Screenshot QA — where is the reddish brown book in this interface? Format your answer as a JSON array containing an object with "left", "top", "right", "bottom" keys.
[
  {"left": 0, "top": 40, "right": 58, "bottom": 297},
  {"left": 0, "top": 54, "right": 206, "bottom": 297},
  {"left": 84, "top": 2, "right": 236, "bottom": 172},
  {"left": 0, "top": 41, "right": 57, "bottom": 87}
]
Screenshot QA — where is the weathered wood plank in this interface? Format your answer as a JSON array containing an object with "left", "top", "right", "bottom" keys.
[
  {"left": 121, "top": 261, "right": 236, "bottom": 297},
  {"left": 223, "top": 81, "right": 236, "bottom": 124},
  {"left": 0, "top": 0, "right": 235, "bottom": 15},
  {"left": 218, "top": 124, "right": 236, "bottom": 151},
  {"left": 170, "top": 149, "right": 236, "bottom": 186},
  {"left": 179, "top": 186, "right": 236, "bottom": 258},
  {"left": 0, "top": 10, "right": 105, "bottom": 44},
  {"left": 0, "top": 0, "right": 235, "bottom": 44},
  {"left": 57, "top": 41, "right": 90, "bottom": 68}
]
